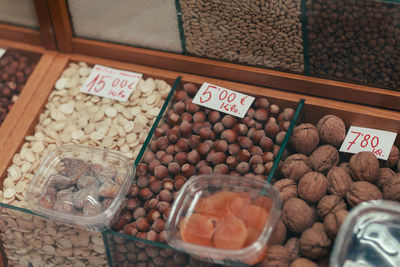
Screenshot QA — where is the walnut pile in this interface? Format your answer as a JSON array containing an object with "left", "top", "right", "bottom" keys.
[{"left": 271, "top": 113, "right": 400, "bottom": 265}]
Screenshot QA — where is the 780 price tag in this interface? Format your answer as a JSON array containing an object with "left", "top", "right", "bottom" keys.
[
  {"left": 339, "top": 126, "right": 397, "bottom": 160},
  {"left": 80, "top": 64, "right": 142, "bottom": 102},
  {"left": 0, "top": 48, "right": 5, "bottom": 58},
  {"left": 192, "top": 82, "right": 255, "bottom": 118}
]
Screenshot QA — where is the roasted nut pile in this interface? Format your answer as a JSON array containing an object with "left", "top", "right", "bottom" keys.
[
  {"left": 307, "top": 0, "right": 400, "bottom": 89},
  {"left": 0, "top": 61, "right": 171, "bottom": 266},
  {"left": 259, "top": 114, "right": 400, "bottom": 266},
  {"left": 110, "top": 82, "right": 295, "bottom": 266},
  {"left": 180, "top": 0, "right": 304, "bottom": 72},
  {"left": 0, "top": 50, "right": 37, "bottom": 125}
]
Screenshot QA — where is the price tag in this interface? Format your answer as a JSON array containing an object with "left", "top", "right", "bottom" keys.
[
  {"left": 339, "top": 126, "right": 397, "bottom": 160},
  {"left": 343, "top": 260, "right": 373, "bottom": 267},
  {"left": 0, "top": 48, "right": 6, "bottom": 58},
  {"left": 80, "top": 64, "right": 142, "bottom": 102},
  {"left": 192, "top": 82, "right": 255, "bottom": 118}
]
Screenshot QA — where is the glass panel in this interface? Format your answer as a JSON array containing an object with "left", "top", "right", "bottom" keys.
[
  {"left": 179, "top": 0, "right": 304, "bottom": 73},
  {"left": 67, "top": 0, "right": 183, "bottom": 53},
  {"left": 306, "top": 0, "right": 400, "bottom": 90},
  {"left": 0, "top": 0, "right": 39, "bottom": 29}
]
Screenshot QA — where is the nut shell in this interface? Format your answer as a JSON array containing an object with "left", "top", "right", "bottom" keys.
[
  {"left": 269, "top": 218, "right": 287, "bottom": 245},
  {"left": 290, "top": 258, "right": 318, "bottom": 267},
  {"left": 349, "top": 151, "right": 379, "bottom": 183},
  {"left": 298, "top": 172, "right": 328, "bottom": 203},
  {"left": 258, "top": 245, "right": 290, "bottom": 267},
  {"left": 281, "top": 154, "right": 312, "bottom": 182},
  {"left": 290, "top": 123, "right": 319, "bottom": 155},
  {"left": 284, "top": 237, "right": 300, "bottom": 263},
  {"left": 323, "top": 209, "right": 348, "bottom": 239},
  {"left": 273, "top": 179, "right": 298, "bottom": 203},
  {"left": 383, "top": 173, "right": 400, "bottom": 201},
  {"left": 346, "top": 181, "right": 382, "bottom": 207},
  {"left": 326, "top": 167, "right": 353, "bottom": 197},
  {"left": 316, "top": 115, "right": 346, "bottom": 147},
  {"left": 309, "top": 145, "right": 339, "bottom": 173},
  {"left": 299, "top": 223, "right": 331, "bottom": 260},
  {"left": 376, "top": 167, "right": 395, "bottom": 189},
  {"left": 317, "top": 195, "right": 347, "bottom": 219},
  {"left": 385, "top": 145, "right": 399, "bottom": 168},
  {"left": 282, "top": 198, "right": 314, "bottom": 234}
]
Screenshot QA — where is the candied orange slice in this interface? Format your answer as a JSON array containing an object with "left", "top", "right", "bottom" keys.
[
  {"left": 242, "top": 245, "right": 267, "bottom": 265},
  {"left": 253, "top": 196, "right": 273, "bottom": 212},
  {"left": 180, "top": 213, "right": 215, "bottom": 247},
  {"left": 213, "top": 214, "right": 248, "bottom": 250},
  {"left": 199, "top": 191, "right": 243, "bottom": 217},
  {"left": 237, "top": 204, "right": 268, "bottom": 231},
  {"left": 234, "top": 191, "right": 253, "bottom": 205}
]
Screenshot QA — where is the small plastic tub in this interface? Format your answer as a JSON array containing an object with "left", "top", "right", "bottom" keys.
[
  {"left": 165, "top": 174, "right": 282, "bottom": 266},
  {"left": 27, "top": 144, "right": 135, "bottom": 231},
  {"left": 331, "top": 200, "right": 400, "bottom": 267}
]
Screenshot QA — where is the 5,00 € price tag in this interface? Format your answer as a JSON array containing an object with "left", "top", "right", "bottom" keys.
[
  {"left": 80, "top": 64, "right": 142, "bottom": 102},
  {"left": 192, "top": 83, "right": 255, "bottom": 118},
  {"left": 339, "top": 126, "right": 397, "bottom": 160}
]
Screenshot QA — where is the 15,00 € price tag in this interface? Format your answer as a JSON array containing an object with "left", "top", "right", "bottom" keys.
[
  {"left": 80, "top": 64, "right": 142, "bottom": 102},
  {"left": 339, "top": 126, "right": 397, "bottom": 160},
  {"left": 192, "top": 83, "right": 255, "bottom": 118}
]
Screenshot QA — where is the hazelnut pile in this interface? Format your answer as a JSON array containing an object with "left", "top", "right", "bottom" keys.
[
  {"left": 0, "top": 50, "right": 36, "bottom": 125},
  {"left": 111, "top": 83, "right": 295, "bottom": 266},
  {"left": 260, "top": 114, "right": 400, "bottom": 266}
]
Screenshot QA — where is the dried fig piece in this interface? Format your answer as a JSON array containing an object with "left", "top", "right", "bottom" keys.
[
  {"left": 77, "top": 175, "right": 99, "bottom": 189},
  {"left": 90, "top": 163, "right": 117, "bottom": 183},
  {"left": 102, "top": 198, "right": 114, "bottom": 209},
  {"left": 48, "top": 174, "right": 75, "bottom": 190},
  {"left": 290, "top": 123, "right": 319, "bottom": 155},
  {"left": 83, "top": 200, "right": 102, "bottom": 216},
  {"left": 281, "top": 154, "right": 312, "bottom": 182},
  {"left": 53, "top": 194, "right": 75, "bottom": 213},
  {"left": 61, "top": 158, "right": 89, "bottom": 178},
  {"left": 73, "top": 184, "right": 99, "bottom": 209},
  {"left": 39, "top": 194, "right": 56, "bottom": 209},
  {"left": 326, "top": 167, "right": 353, "bottom": 197},
  {"left": 56, "top": 186, "right": 75, "bottom": 200},
  {"left": 299, "top": 223, "right": 331, "bottom": 260},
  {"left": 298, "top": 172, "right": 328, "bottom": 203},
  {"left": 349, "top": 151, "right": 379, "bottom": 183},
  {"left": 316, "top": 115, "right": 346, "bottom": 147},
  {"left": 99, "top": 180, "right": 120, "bottom": 198},
  {"left": 346, "top": 181, "right": 382, "bottom": 207},
  {"left": 309, "top": 145, "right": 339, "bottom": 173}
]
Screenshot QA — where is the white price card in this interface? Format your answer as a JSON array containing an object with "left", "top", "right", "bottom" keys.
[
  {"left": 192, "top": 82, "right": 255, "bottom": 118},
  {"left": 80, "top": 64, "right": 142, "bottom": 102},
  {"left": 0, "top": 48, "right": 6, "bottom": 58},
  {"left": 339, "top": 126, "right": 397, "bottom": 160},
  {"left": 343, "top": 260, "right": 373, "bottom": 267}
]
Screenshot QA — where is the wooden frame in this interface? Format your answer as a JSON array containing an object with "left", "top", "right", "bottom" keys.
[
  {"left": 45, "top": 0, "right": 400, "bottom": 111},
  {"left": 0, "top": 0, "right": 56, "bottom": 49}
]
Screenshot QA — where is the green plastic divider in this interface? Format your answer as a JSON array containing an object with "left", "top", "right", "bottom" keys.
[
  {"left": 267, "top": 99, "right": 305, "bottom": 183},
  {"left": 300, "top": 0, "right": 310, "bottom": 75},
  {"left": 102, "top": 231, "right": 113, "bottom": 267},
  {"left": 174, "top": 0, "right": 187, "bottom": 54}
]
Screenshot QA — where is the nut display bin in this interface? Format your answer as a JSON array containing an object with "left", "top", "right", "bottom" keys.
[{"left": 0, "top": 53, "right": 179, "bottom": 267}]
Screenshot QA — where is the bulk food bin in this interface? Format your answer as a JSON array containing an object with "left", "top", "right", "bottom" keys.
[
  {"left": 0, "top": 53, "right": 180, "bottom": 267},
  {"left": 105, "top": 78, "right": 301, "bottom": 266}
]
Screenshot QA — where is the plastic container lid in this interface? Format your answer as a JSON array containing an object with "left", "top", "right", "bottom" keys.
[
  {"left": 27, "top": 144, "right": 135, "bottom": 231},
  {"left": 165, "top": 174, "right": 282, "bottom": 266},
  {"left": 331, "top": 200, "right": 400, "bottom": 267}
]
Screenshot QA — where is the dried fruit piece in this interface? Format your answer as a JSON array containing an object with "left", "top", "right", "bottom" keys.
[
  {"left": 214, "top": 214, "right": 247, "bottom": 250},
  {"left": 48, "top": 174, "right": 75, "bottom": 190},
  {"left": 56, "top": 186, "right": 75, "bottom": 200},
  {"left": 73, "top": 185, "right": 99, "bottom": 209},
  {"left": 90, "top": 163, "right": 117, "bottom": 183},
  {"left": 99, "top": 180, "right": 120, "bottom": 198},
  {"left": 83, "top": 200, "right": 102, "bottom": 216},
  {"left": 199, "top": 191, "right": 242, "bottom": 217},
  {"left": 77, "top": 175, "right": 99, "bottom": 189},
  {"left": 180, "top": 213, "right": 215, "bottom": 247},
  {"left": 237, "top": 204, "right": 268, "bottom": 231},
  {"left": 61, "top": 158, "right": 89, "bottom": 178}
]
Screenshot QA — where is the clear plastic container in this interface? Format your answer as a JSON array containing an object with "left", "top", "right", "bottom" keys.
[
  {"left": 26, "top": 144, "right": 135, "bottom": 231},
  {"left": 331, "top": 200, "right": 400, "bottom": 267},
  {"left": 165, "top": 174, "right": 282, "bottom": 266}
]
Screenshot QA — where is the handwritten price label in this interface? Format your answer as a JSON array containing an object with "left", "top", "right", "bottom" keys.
[
  {"left": 80, "top": 64, "right": 142, "bottom": 102},
  {"left": 0, "top": 48, "right": 5, "bottom": 58},
  {"left": 339, "top": 126, "right": 397, "bottom": 160},
  {"left": 192, "top": 83, "right": 255, "bottom": 118}
]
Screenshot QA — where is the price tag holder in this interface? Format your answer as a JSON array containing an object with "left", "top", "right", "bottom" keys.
[
  {"left": 339, "top": 126, "right": 397, "bottom": 160},
  {"left": 0, "top": 48, "right": 6, "bottom": 58},
  {"left": 80, "top": 64, "right": 142, "bottom": 102},
  {"left": 192, "top": 82, "right": 255, "bottom": 118}
]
